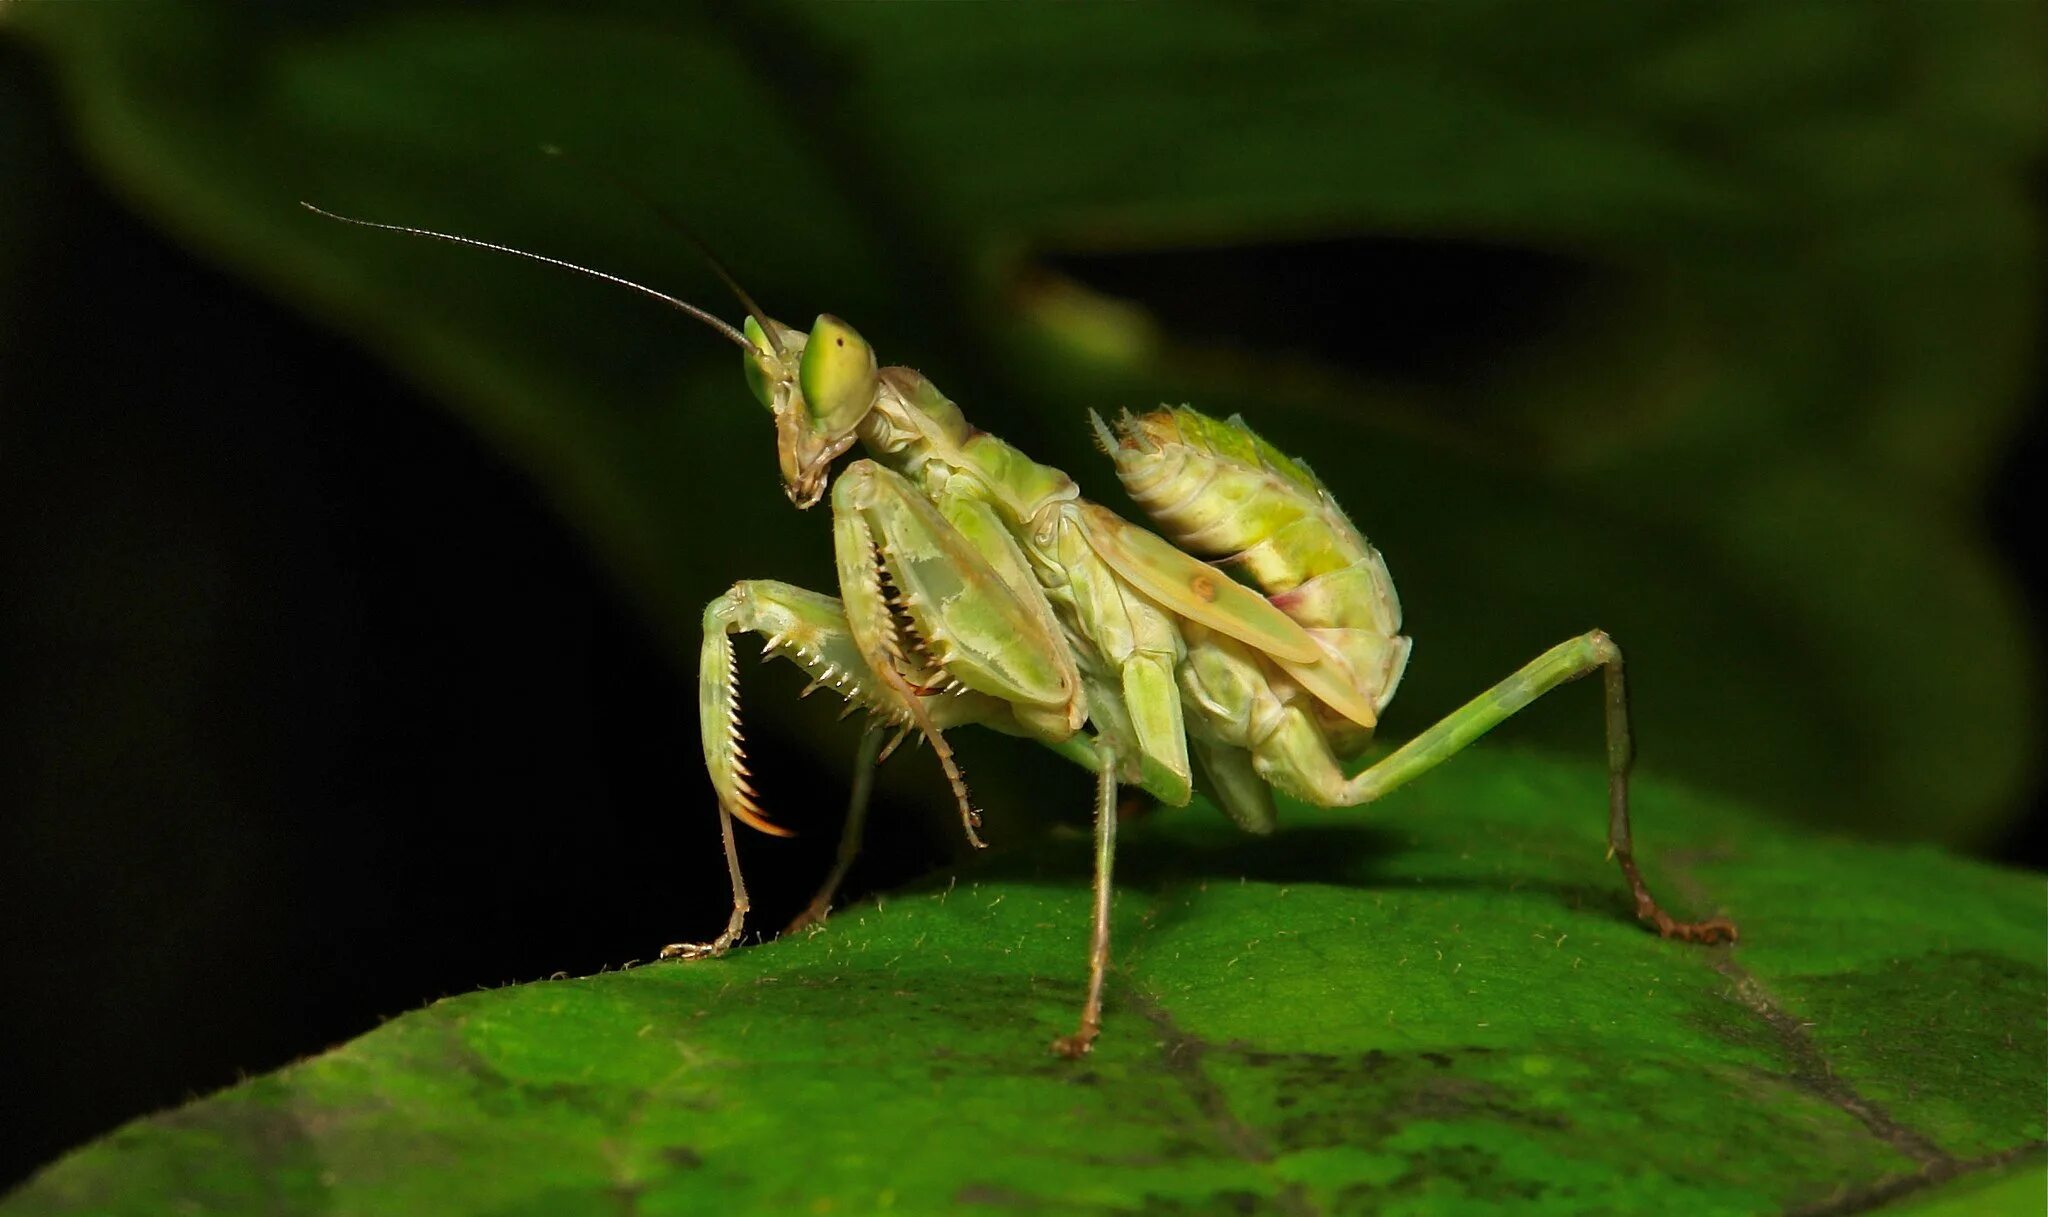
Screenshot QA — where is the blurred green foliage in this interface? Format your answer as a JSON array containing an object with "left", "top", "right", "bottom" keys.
[
  {"left": 7, "top": 10, "right": 2047, "bottom": 1208},
  {"left": 8, "top": 755, "right": 2043, "bottom": 1214},
  {"left": 10, "top": 1, "right": 2043, "bottom": 850}
]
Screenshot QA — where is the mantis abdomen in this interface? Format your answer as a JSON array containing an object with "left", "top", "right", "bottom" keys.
[{"left": 1100, "top": 407, "right": 1412, "bottom": 724}]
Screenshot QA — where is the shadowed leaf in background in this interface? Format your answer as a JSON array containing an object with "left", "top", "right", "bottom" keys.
[
  {"left": 4, "top": 5, "right": 2047, "bottom": 1210},
  {"left": 9, "top": 0, "right": 2042, "bottom": 846}
]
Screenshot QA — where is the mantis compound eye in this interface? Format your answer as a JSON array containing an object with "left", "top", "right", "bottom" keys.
[
  {"left": 742, "top": 317, "right": 776, "bottom": 408},
  {"left": 741, "top": 309, "right": 794, "bottom": 409},
  {"left": 799, "top": 314, "right": 879, "bottom": 431}
]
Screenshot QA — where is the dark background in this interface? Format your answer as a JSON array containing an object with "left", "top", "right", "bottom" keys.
[
  {"left": 2, "top": 42, "right": 925, "bottom": 1182},
  {"left": 4, "top": 11, "right": 2045, "bottom": 1191}
]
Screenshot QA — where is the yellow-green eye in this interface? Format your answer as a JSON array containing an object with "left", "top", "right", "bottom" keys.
[
  {"left": 799, "top": 314, "right": 878, "bottom": 429},
  {"left": 742, "top": 315, "right": 776, "bottom": 409}
]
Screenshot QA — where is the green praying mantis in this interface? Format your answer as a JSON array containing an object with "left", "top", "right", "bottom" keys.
[{"left": 309, "top": 202, "right": 1739, "bottom": 1057}]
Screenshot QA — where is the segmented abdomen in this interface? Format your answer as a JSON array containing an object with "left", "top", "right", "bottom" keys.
[{"left": 1098, "top": 406, "right": 1411, "bottom": 718}]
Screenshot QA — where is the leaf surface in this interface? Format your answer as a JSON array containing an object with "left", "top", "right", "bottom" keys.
[{"left": 7, "top": 751, "right": 2042, "bottom": 1216}]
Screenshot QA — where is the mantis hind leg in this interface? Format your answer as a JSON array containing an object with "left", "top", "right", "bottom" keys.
[{"left": 1257, "top": 630, "right": 1737, "bottom": 944}]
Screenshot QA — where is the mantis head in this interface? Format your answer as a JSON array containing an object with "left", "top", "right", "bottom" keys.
[{"left": 741, "top": 313, "right": 879, "bottom": 510}]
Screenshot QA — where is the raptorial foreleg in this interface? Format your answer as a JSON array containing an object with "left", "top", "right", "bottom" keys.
[
  {"left": 831, "top": 460, "right": 1086, "bottom": 849},
  {"left": 662, "top": 579, "right": 996, "bottom": 961}
]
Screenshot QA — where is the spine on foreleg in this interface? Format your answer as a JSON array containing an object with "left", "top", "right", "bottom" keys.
[{"left": 1097, "top": 406, "right": 1412, "bottom": 730}]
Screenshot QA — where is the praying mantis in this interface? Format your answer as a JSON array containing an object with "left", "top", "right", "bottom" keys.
[{"left": 309, "top": 202, "right": 1739, "bottom": 1057}]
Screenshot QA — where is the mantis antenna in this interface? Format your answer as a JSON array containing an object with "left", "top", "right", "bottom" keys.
[
  {"left": 538, "top": 145, "right": 787, "bottom": 359},
  {"left": 299, "top": 202, "right": 757, "bottom": 354}
]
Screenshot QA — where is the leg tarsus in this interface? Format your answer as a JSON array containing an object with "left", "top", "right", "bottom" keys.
[
  {"left": 1617, "top": 852, "right": 1740, "bottom": 943},
  {"left": 1052, "top": 749, "right": 1120, "bottom": 1058},
  {"left": 660, "top": 799, "right": 751, "bottom": 961},
  {"left": 1592, "top": 631, "right": 1740, "bottom": 945}
]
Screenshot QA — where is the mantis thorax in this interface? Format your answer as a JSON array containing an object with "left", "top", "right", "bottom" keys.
[{"left": 860, "top": 366, "right": 1079, "bottom": 532}]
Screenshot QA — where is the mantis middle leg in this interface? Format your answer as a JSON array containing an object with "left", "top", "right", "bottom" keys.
[
  {"left": 783, "top": 723, "right": 885, "bottom": 935},
  {"left": 1052, "top": 746, "right": 1121, "bottom": 1058},
  {"left": 1254, "top": 630, "right": 1737, "bottom": 943}
]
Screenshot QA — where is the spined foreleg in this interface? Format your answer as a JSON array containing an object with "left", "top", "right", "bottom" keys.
[
  {"left": 831, "top": 460, "right": 1086, "bottom": 848},
  {"left": 662, "top": 579, "right": 994, "bottom": 960}
]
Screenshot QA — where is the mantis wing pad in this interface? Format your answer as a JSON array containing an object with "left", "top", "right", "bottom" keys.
[
  {"left": 1073, "top": 504, "right": 1321, "bottom": 663},
  {"left": 1074, "top": 504, "right": 1380, "bottom": 730},
  {"left": 1270, "top": 641, "right": 1382, "bottom": 731}
]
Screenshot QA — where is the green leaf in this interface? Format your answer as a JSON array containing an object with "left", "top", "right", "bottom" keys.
[
  {"left": 7, "top": 3, "right": 2042, "bottom": 845},
  {"left": 7, "top": 750, "right": 2042, "bottom": 1215}
]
